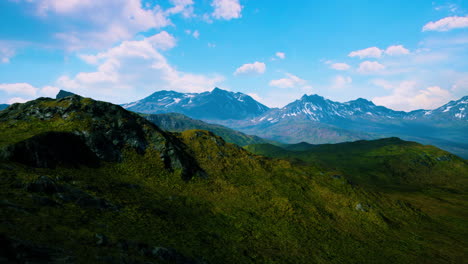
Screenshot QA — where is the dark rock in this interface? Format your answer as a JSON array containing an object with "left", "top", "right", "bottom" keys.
[
  {"left": 117, "top": 183, "right": 142, "bottom": 190},
  {"left": 95, "top": 234, "right": 108, "bottom": 246},
  {"left": 0, "top": 199, "right": 34, "bottom": 214},
  {"left": 26, "top": 176, "right": 63, "bottom": 194},
  {"left": 3, "top": 132, "right": 100, "bottom": 169},
  {"left": 55, "top": 90, "right": 76, "bottom": 99},
  {"left": 31, "top": 195, "right": 60, "bottom": 207},
  {"left": 436, "top": 155, "right": 452, "bottom": 161},
  {"left": 355, "top": 203, "right": 370, "bottom": 212},
  {"left": 0, "top": 234, "right": 74, "bottom": 263},
  {"left": 56, "top": 186, "right": 117, "bottom": 211}
]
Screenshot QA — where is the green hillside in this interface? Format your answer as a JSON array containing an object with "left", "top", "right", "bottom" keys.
[
  {"left": 246, "top": 138, "right": 468, "bottom": 191},
  {"left": 144, "top": 112, "right": 272, "bottom": 146},
  {"left": 0, "top": 96, "right": 467, "bottom": 263}
]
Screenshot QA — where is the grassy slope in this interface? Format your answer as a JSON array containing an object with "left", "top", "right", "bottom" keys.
[
  {"left": 0, "top": 98, "right": 467, "bottom": 263},
  {"left": 144, "top": 112, "right": 273, "bottom": 146}
]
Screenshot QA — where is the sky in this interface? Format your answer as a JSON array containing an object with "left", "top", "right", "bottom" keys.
[{"left": 0, "top": 0, "right": 467, "bottom": 111}]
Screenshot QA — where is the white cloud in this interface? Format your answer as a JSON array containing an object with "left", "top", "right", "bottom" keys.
[
  {"left": 145, "top": 31, "right": 177, "bottom": 50},
  {"left": 0, "top": 45, "right": 15, "bottom": 63},
  {"left": 348, "top": 47, "right": 382, "bottom": 59},
  {"left": 329, "top": 62, "right": 350, "bottom": 71},
  {"left": 275, "top": 52, "right": 285, "bottom": 59},
  {"left": 0, "top": 83, "right": 60, "bottom": 101},
  {"left": 211, "top": 0, "right": 243, "bottom": 20},
  {"left": 373, "top": 81, "right": 454, "bottom": 111},
  {"left": 247, "top": 93, "right": 262, "bottom": 102},
  {"left": 269, "top": 73, "right": 308, "bottom": 88},
  {"left": 17, "top": 0, "right": 193, "bottom": 50},
  {"left": 331, "top": 75, "right": 352, "bottom": 89},
  {"left": 422, "top": 16, "right": 468, "bottom": 32},
  {"left": 7, "top": 97, "right": 29, "bottom": 104},
  {"left": 385, "top": 45, "right": 410, "bottom": 56},
  {"left": 234, "top": 62, "right": 266, "bottom": 75},
  {"left": 0, "top": 83, "right": 38, "bottom": 96},
  {"left": 192, "top": 30, "right": 200, "bottom": 39},
  {"left": 371, "top": 79, "right": 393, "bottom": 89},
  {"left": 208, "top": 43, "right": 216, "bottom": 48},
  {"left": 357, "top": 61, "right": 385, "bottom": 74},
  {"left": 40, "top": 86, "right": 60, "bottom": 97},
  {"left": 58, "top": 32, "right": 224, "bottom": 103}
]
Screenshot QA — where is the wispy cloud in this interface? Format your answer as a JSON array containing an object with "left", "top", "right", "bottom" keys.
[{"left": 422, "top": 16, "right": 468, "bottom": 32}]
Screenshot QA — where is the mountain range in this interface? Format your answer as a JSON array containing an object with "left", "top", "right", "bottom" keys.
[{"left": 120, "top": 88, "right": 468, "bottom": 158}]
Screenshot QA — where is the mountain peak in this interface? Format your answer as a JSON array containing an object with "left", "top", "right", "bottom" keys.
[
  {"left": 300, "top": 94, "right": 325, "bottom": 101},
  {"left": 211, "top": 87, "right": 229, "bottom": 94},
  {"left": 348, "top": 98, "right": 375, "bottom": 106},
  {"left": 122, "top": 88, "right": 269, "bottom": 120},
  {"left": 56, "top": 90, "right": 77, "bottom": 99}
]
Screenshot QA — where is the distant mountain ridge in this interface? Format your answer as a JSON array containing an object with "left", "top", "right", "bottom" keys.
[
  {"left": 252, "top": 94, "right": 467, "bottom": 125},
  {"left": 144, "top": 112, "right": 273, "bottom": 146},
  {"left": 120, "top": 88, "right": 467, "bottom": 157},
  {"left": 122, "top": 87, "right": 270, "bottom": 120},
  {"left": 0, "top": 104, "right": 8, "bottom": 111}
]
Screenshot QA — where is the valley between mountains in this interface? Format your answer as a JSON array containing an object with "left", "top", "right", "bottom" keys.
[{"left": 0, "top": 91, "right": 466, "bottom": 263}]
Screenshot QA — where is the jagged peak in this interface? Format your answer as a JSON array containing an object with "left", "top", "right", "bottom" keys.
[
  {"left": 348, "top": 98, "right": 375, "bottom": 106},
  {"left": 211, "top": 87, "right": 231, "bottom": 95},
  {"left": 55, "top": 90, "right": 77, "bottom": 99}
]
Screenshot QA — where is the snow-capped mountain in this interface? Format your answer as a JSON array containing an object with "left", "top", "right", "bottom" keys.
[
  {"left": 253, "top": 94, "right": 408, "bottom": 125},
  {"left": 406, "top": 96, "right": 468, "bottom": 121},
  {"left": 122, "top": 88, "right": 270, "bottom": 120},
  {"left": 253, "top": 94, "right": 467, "bottom": 125}
]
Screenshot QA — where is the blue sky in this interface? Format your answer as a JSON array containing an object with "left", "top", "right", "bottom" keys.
[{"left": 0, "top": 0, "right": 467, "bottom": 110}]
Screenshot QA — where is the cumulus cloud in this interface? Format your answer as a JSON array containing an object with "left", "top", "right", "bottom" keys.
[
  {"left": 349, "top": 45, "right": 410, "bottom": 59},
  {"left": 211, "top": 0, "right": 243, "bottom": 20},
  {"left": 269, "top": 73, "right": 308, "bottom": 89},
  {"left": 0, "top": 83, "right": 38, "bottom": 96},
  {"left": 348, "top": 47, "right": 382, "bottom": 59},
  {"left": 275, "top": 52, "right": 286, "bottom": 59},
  {"left": 331, "top": 75, "right": 352, "bottom": 89},
  {"left": 385, "top": 45, "right": 410, "bottom": 56},
  {"left": 329, "top": 62, "right": 350, "bottom": 71},
  {"left": 357, "top": 61, "right": 385, "bottom": 74},
  {"left": 16, "top": 0, "right": 193, "bottom": 50},
  {"left": 372, "top": 81, "right": 454, "bottom": 111},
  {"left": 7, "top": 97, "right": 29, "bottom": 104},
  {"left": 59, "top": 31, "right": 223, "bottom": 103},
  {"left": 0, "top": 83, "right": 60, "bottom": 102},
  {"left": 422, "top": 16, "right": 468, "bottom": 32},
  {"left": 234, "top": 62, "right": 266, "bottom": 75}
]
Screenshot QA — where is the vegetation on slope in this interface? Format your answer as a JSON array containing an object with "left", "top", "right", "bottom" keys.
[
  {"left": 0, "top": 96, "right": 467, "bottom": 263},
  {"left": 144, "top": 113, "right": 272, "bottom": 147},
  {"left": 245, "top": 138, "right": 468, "bottom": 191}
]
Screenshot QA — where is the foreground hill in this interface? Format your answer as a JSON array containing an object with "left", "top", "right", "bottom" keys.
[
  {"left": 0, "top": 95, "right": 467, "bottom": 263},
  {"left": 144, "top": 112, "right": 272, "bottom": 146}
]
